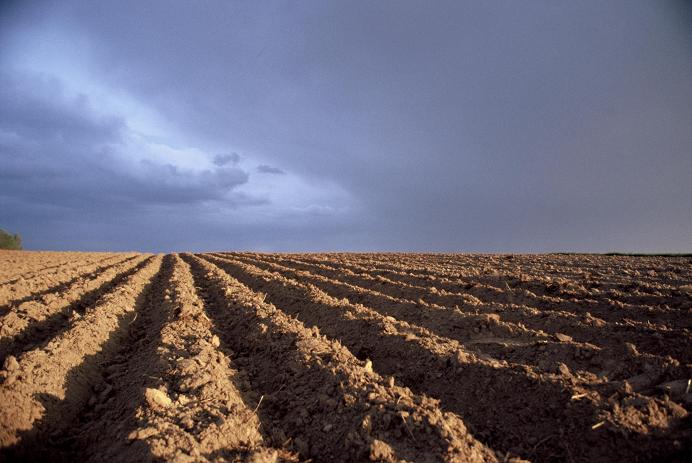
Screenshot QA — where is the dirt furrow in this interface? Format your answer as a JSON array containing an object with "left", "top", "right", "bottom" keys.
[
  {"left": 299, "top": 252, "right": 689, "bottom": 297},
  {"left": 0, "top": 252, "right": 113, "bottom": 284},
  {"left": 0, "top": 252, "right": 124, "bottom": 287},
  {"left": 0, "top": 253, "right": 135, "bottom": 308},
  {"left": 335, "top": 253, "right": 691, "bottom": 285},
  {"left": 185, "top": 253, "right": 499, "bottom": 462},
  {"left": 0, "top": 254, "right": 151, "bottom": 366},
  {"left": 356, "top": 259, "right": 691, "bottom": 374},
  {"left": 411, "top": 268, "right": 687, "bottom": 328},
  {"left": 0, "top": 255, "right": 162, "bottom": 455},
  {"left": 0, "top": 254, "right": 71, "bottom": 283},
  {"left": 269, "top": 253, "right": 689, "bottom": 329},
  {"left": 434, "top": 254, "right": 691, "bottom": 286},
  {"left": 0, "top": 253, "right": 142, "bottom": 320},
  {"left": 68, "top": 254, "right": 284, "bottom": 463},
  {"left": 231, "top": 254, "right": 684, "bottom": 380},
  {"left": 246, "top": 253, "right": 691, "bottom": 365},
  {"left": 203, "top": 254, "right": 689, "bottom": 462},
  {"left": 324, "top": 254, "right": 692, "bottom": 316},
  {"left": 473, "top": 302, "right": 692, "bottom": 366},
  {"left": 224, "top": 252, "right": 538, "bottom": 343},
  {"left": 229, "top": 254, "right": 617, "bottom": 378},
  {"left": 46, "top": 254, "right": 175, "bottom": 462}
]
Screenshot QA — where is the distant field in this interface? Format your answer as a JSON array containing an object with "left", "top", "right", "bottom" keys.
[{"left": 1, "top": 251, "right": 690, "bottom": 461}]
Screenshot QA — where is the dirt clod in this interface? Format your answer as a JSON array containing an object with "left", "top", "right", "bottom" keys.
[
  {"left": 364, "top": 359, "right": 374, "bottom": 373},
  {"left": 556, "top": 362, "right": 571, "bottom": 376},
  {"left": 624, "top": 342, "right": 639, "bottom": 356},
  {"left": 144, "top": 387, "right": 173, "bottom": 409},
  {"left": 369, "top": 439, "right": 394, "bottom": 461},
  {"left": 2, "top": 355, "right": 19, "bottom": 372}
]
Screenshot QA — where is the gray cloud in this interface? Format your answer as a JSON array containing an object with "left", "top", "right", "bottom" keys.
[
  {"left": 0, "top": 70, "right": 253, "bottom": 220},
  {"left": 0, "top": 70, "right": 125, "bottom": 148},
  {"left": 257, "top": 164, "right": 285, "bottom": 175},
  {"left": 1, "top": 0, "right": 691, "bottom": 252},
  {"left": 213, "top": 152, "right": 240, "bottom": 166}
]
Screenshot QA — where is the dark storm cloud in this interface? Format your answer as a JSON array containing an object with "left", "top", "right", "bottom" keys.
[
  {"left": 0, "top": 70, "right": 251, "bottom": 217},
  {"left": 1, "top": 0, "right": 691, "bottom": 252},
  {"left": 257, "top": 165, "right": 285, "bottom": 175},
  {"left": 213, "top": 153, "right": 240, "bottom": 167},
  {"left": 0, "top": 70, "right": 124, "bottom": 147}
]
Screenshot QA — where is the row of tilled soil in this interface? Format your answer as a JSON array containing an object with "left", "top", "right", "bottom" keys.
[
  {"left": 223, "top": 253, "right": 690, "bottom": 376},
  {"left": 331, "top": 253, "right": 690, "bottom": 286},
  {"left": 272, "top": 253, "right": 690, "bottom": 328},
  {"left": 0, "top": 253, "right": 499, "bottom": 462},
  {"left": 0, "top": 254, "right": 150, "bottom": 366},
  {"left": 299, "top": 253, "right": 690, "bottom": 310},
  {"left": 0, "top": 252, "right": 689, "bottom": 462},
  {"left": 0, "top": 253, "right": 138, "bottom": 307},
  {"left": 207, "top": 253, "right": 690, "bottom": 461},
  {"left": 0, "top": 255, "right": 163, "bottom": 454},
  {"left": 184, "top": 254, "right": 496, "bottom": 462},
  {"left": 0, "top": 251, "right": 119, "bottom": 284}
]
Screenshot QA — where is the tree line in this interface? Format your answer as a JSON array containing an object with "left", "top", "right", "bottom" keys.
[{"left": 0, "top": 229, "right": 22, "bottom": 250}]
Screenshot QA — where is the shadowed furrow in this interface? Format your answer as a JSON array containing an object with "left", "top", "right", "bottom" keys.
[
  {"left": 228, "top": 253, "right": 685, "bottom": 382},
  {"left": 225, "top": 252, "right": 539, "bottom": 343},
  {"left": 310, "top": 253, "right": 692, "bottom": 317},
  {"left": 0, "top": 256, "right": 163, "bottom": 454},
  {"left": 244, "top": 253, "right": 691, "bottom": 365},
  {"left": 0, "top": 252, "right": 117, "bottom": 285},
  {"left": 186, "top": 254, "right": 498, "bottom": 463},
  {"left": 69, "top": 254, "right": 285, "bottom": 462},
  {"left": 0, "top": 251, "right": 688, "bottom": 462},
  {"left": 0, "top": 253, "right": 136, "bottom": 308},
  {"left": 203, "top": 253, "right": 689, "bottom": 463},
  {"left": 0, "top": 255, "right": 152, "bottom": 366},
  {"left": 263, "top": 252, "right": 687, "bottom": 326}
]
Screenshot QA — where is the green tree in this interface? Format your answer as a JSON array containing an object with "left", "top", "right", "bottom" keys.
[{"left": 0, "top": 229, "right": 22, "bottom": 250}]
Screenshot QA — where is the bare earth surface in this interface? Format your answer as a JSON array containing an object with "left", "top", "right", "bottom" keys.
[{"left": 0, "top": 251, "right": 690, "bottom": 462}]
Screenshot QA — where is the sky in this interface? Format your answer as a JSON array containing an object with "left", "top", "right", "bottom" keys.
[{"left": 1, "top": 1, "right": 691, "bottom": 253}]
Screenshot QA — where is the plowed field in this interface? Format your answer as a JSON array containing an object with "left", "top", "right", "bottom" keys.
[{"left": 0, "top": 251, "right": 690, "bottom": 462}]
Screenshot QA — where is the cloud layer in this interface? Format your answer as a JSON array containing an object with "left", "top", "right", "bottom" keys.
[
  {"left": 1, "top": 0, "right": 691, "bottom": 252},
  {"left": 0, "top": 70, "right": 253, "bottom": 213}
]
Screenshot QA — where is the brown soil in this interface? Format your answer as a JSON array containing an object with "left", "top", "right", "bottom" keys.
[{"left": 0, "top": 251, "right": 690, "bottom": 462}]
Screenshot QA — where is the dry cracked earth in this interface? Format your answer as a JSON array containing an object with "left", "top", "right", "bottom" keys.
[{"left": 0, "top": 251, "right": 690, "bottom": 462}]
